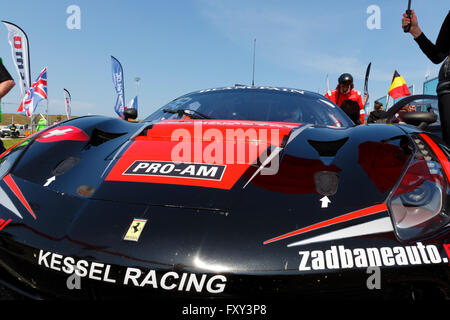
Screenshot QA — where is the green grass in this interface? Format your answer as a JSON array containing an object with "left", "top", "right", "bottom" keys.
[{"left": 2, "top": 138, "right": 22, "bottom": 149}]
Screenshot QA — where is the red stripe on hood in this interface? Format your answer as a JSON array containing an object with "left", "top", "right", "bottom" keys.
[
  {"left": 3, "top": 174, "right": 36, "bottom": 220},
  {"left": 263, "top": 203, "right": 388, "bottom": 245},
  {"left": 106, "top": 119, "right": 299, "bottom": 189}
]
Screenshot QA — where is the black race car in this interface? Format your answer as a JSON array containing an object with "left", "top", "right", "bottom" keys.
[{"left": 0, "top": 86, "right": 449, "bottom": 300}]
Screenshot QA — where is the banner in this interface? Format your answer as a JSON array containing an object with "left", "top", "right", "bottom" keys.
[
  {"left": 2, "top": 21, "right": 31, "bottom": 97},
  {"left": 111, "top": 56, "right": 125, "bottom": 118},
  {"left": 64, "top": 88, "right": 71, "bottom": 120}
]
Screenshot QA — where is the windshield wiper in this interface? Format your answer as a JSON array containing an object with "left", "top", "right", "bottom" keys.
[{"left": 163, "top": 109, "right": 212, "bottom": 119}]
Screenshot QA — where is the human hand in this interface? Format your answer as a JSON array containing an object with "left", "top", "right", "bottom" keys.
[{"left": 402, "top": 10, "right": 422, "bottom": 38}]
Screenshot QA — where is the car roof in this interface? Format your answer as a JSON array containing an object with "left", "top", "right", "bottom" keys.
[{"left": 181, "top": 85, "right": 324, "bottom": 100}]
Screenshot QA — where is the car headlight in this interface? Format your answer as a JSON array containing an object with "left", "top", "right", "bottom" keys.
[{"left": 388, "top": 134, "right": 450, "bottom": 241}]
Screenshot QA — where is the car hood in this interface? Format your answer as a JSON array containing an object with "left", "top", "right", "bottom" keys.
[
  {"left": 0, "top": 116, "right": 420, "bottom": 276},
  {"left": 7, "top": 117, "right": 413, "bottom": 212}
]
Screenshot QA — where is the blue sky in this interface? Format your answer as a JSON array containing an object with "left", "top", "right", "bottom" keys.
[{"left": 0, "top": 0, "right": 448, "bottom": 118}]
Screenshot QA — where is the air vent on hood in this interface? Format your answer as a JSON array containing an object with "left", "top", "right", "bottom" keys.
[
  {"left": 314, "top": 171, "right": 339, "bottom": 196},
  {"left": 308, "top": 137, "right": 349, "bottom": 157},
  {"left": 52, "top": 157, "right": 80, "bottom": 176},
  {"left": 87, "top": 128, "right": 126, "bottom": 147}
]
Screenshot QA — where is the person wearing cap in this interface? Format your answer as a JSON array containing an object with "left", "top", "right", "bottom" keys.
[{"left": 325, "top": 73, "right": 365, "bottom": 123}]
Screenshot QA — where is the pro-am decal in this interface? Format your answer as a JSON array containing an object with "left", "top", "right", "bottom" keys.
[
  {"left": 123, "top": 161, "right": 226, "bottom": 181},
  {"left": 36, "top": 250, "right": 227, "bottom": 294},
  {"left": 105, "top": 119, "right": 296, "bottom": 189}
]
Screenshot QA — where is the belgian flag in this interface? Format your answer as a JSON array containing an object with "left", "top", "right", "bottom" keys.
[{"left": 388, "top": 70, "right": 411, "bottom": 99}]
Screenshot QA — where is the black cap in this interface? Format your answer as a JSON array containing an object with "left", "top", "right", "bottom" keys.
[{"left": 338, "top": 73, "right": 353, "bottom": 84}]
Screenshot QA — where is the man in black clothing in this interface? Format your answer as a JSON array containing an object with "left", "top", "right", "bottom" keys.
[
  {"left": 402, "top": 10, "right": 450, "bottom": 144},
  {"left": 0, "top": 58, "right": 16, "bottom": 153},
  {"left": 367, "top": 101, "right": 387, "bottom": 123},
  {"left": 0, "top": 59, "right": 15, "bottom": 101},
  {"left": 340, "top": 99, "right": 362, "bottom": 125}
]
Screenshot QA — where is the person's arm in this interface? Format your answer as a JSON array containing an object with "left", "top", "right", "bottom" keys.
[
  {"left": 403, "top": 10, "right": 449, "bottom": 64},
  {"left": 0, "top": 79, "right": 15, "bottom": 99},
  {"left": 354, "top": 92, "right": 365, "bottom": 123},
  {"left": 324, "top": 89, "right": 337, "bottom": 104},
  {"left": 0, "top": 60, "right": 15, "bottom": 99}
]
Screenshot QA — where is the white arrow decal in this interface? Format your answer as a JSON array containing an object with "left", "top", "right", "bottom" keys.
[
  {"left": 320, "top": 196, "right": 331, "bottom": 208},
  {"left": 44, "top": 176, "right": 56, "bottom": 187}
]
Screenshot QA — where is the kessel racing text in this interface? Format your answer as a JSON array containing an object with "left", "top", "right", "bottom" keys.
[{"left": 37, "top": 250, "right": 227, "bottom": 293}]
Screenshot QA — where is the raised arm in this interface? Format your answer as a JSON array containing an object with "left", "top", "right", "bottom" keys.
[{"left": 402, "top": 10, "right": 450, "bottom": 64}]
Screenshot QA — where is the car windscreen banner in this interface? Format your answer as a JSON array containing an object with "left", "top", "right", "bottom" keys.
[
  {"left": 2, "top": 21, "right": 31, "bottom": 97},
  {"left": 111, "top": 56, "right": 125, "bottom": 118},
  {"left": 64, "top": 88, "right": 71, "bottom": 120}
]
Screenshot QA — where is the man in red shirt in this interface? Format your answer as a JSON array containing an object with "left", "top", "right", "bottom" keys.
[{"left": 325, "top": 73, "right": 365, "bottom": 123}]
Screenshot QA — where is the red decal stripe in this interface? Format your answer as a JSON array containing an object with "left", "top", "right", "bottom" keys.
[
  {"left": 263, "top": 203, "right": 388, "bottom": 245},
  {"left": 419, "top": 134, "right": 450, "bottom": 181},
  {"left": 0, "top": 219, "right": 12, "bottom": 231},
  {"left": 444, "top": 244, "right": 450, "bottom": 266},
  {"left": 3, "top": 174, "right": 36, "bottom": 220}
]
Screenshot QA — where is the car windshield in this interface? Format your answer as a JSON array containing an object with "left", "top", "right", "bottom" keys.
[
  {"left": 144, "top": 88, "right": 354, "bottom": 127},
  {"left": 392, "top": 97, "right": 440, "bottom": 126},
  {"left": 411, "top": 98, "right": 440, "bottom": 125}
]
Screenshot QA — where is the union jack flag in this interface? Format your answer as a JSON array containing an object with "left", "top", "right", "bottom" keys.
[{"left": 18, "top": 67, "right": 47, "bottom": 117}]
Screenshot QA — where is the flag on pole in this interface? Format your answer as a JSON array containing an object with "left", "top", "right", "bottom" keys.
[
  {"left": 18, "top": 67, "right": 47, "bottom": 118},
  {"left": 2, "top": 21, "right": 31, "bottom": 97},
  {"left": 127, "top": 96, "right": 138, "bottom": 111},
  {"left": 64, "top": 88, "right": 71, "bottom": 120},
  {"left": 111, "top": 56, "right": 125, "bottom": 118},
  {"left": 388, "top": 70, "right": 411, "bottom": 100}
]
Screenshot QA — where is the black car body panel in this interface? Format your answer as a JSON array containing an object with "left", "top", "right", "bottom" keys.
[{"left": 0, "top": 87, "right": 449, "bottom": 299}]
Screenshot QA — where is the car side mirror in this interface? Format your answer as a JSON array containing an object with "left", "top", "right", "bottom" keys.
[
  {"left": 123, "top": 108, "right": 137, "bottom": 121},
  {"left": 402, "top": 112, "right": 437, "bottom": 129}
]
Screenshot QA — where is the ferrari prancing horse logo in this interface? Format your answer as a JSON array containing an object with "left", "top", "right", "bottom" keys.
[{"left": 123, "top": 218, "right": 147, "bottom": 242}]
